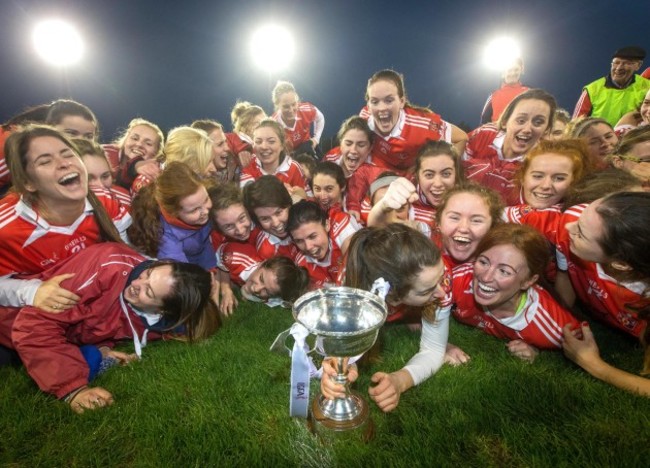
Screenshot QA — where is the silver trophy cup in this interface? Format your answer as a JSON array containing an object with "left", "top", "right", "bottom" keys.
[{"left": 292, "top": 286, "right": 387, "bottom": 439}]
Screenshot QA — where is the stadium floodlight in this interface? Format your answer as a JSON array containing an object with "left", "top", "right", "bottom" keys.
[
  {"left": 483, "top": 37, "right": 521, "bottom": 71},
  {"left": 33, "top": 19, "right": 84, "bottom": 66},
  {"left": 250, "top": 24, "right": 295, "bottom": 73}
]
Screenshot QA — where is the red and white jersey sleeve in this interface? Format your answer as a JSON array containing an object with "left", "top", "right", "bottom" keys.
[
  {"left": 573, "top": 89, "right": 592, "bottom": 120},
  {"left": 323, "top": 148, "right": 342, "bottom": 164},
  {"left": 362, "top": 107, "right": 450, "bottom": 173},
  {"left": 130, "top": 174, "right": 153, "bottom": 195},
  {"left": 109, "top": 185, "right": 132, "bottom": 207},
  {"left": 272, "top": 102, "right": 323, "bottom": 149},
  {"left": 462, "top": 125, "right": 522, "bottom": 203},
  {"left": 215, "top": 242, "right": 262, "bottom": 286},
  {"left": 451, "top": 263, "right": 579, "bottom": 349},
  {"left": 328, "top": 209, "right": 361, "bottom": 250},
  {"left": 502, "top": 204, "right": 562, "bottom": 245},
  {"left": 556, "top": 204, "right": 648, "bottom": 337}
]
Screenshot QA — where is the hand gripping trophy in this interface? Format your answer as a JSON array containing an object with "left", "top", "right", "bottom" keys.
[{"left": 277, "top": 280, "right": 389, "bottom": 441}]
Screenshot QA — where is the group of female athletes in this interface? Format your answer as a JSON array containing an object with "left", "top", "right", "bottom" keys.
[{"left": 1, "top": 67, "right": 649, "bottom": 414}]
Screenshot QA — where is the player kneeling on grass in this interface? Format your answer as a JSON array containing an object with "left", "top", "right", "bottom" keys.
[{"left": 0, "top": 243, "right": 220, "bottom": 413}]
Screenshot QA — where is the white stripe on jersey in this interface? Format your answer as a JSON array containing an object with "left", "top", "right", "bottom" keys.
[{"left": 533, "top": 305, "right": 563, "bottom": 347}]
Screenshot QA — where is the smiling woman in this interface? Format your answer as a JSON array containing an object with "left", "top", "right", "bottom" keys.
[
  {"left": 128, "top": 161, "right": 216, "bottom": 270},
  {"left": 0, "top": 125, "right": 130, "bottom": 314},
  {"left": 360, "top": 69, "right": 467, "bottom": 175},
  {"left": 321, "top": 224, "right": 452, "bottom": 413},
  {"left": 451, "top": 223, "right": 579, "bottom": 362},
  {"left": 463, "top": 88, "right": 557, "bottom": 204}
]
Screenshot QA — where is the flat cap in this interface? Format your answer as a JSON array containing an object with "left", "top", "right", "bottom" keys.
[{"left": 612, "top": 46, "right": 646, "bottom": 60}]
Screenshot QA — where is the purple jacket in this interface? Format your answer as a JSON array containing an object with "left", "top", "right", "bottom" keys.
[{"left": 157, "top": 217, "right": 216, "bottom": 270}]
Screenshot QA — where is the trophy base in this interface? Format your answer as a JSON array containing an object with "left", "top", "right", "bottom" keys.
[{"left": 308, "top": 392, "right": 374, "bottom": 442}]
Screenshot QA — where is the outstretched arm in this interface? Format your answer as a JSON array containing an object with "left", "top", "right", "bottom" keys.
[{"left": 563, "top": 323, "right": 650, "bottom": 397}]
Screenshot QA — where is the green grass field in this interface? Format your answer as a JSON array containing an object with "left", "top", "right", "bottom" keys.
[{"left": 1, "top": 300, "right": 648, "bottom": 467}]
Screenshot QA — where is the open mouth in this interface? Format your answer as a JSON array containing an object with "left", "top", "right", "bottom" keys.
[
  {"left": 344, "top": 154, "right": 360, "bottom": 167},
  {"left": 530, "top": 192, "right": 554, "bottom": 205},
  {"left": 475, "top": 281, "right": 498, "bottom": 298},
  {"left": 272, "top": 224, "right": 286, "bottom": 237},
  {"left": 428, "top": 190, "right": 445, "bottom": 203},
  {"left": 377, "top": 113, "right": 392, "bottom": 127},
  {"left": 452, "top": 235, "right": 472, "bottom": 247},
  {"left": 58, "top": 172, "right": 81, "bottom": 186},
  {"left": 514, "top": 135, "right": 531, "bottom": 146}
]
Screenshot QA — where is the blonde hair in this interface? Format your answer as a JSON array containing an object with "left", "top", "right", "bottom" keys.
[
  {"left": 230, "top": 101, "right": 266, "bottom": 135},
  {"left": 116, "top": 118, "right": 165, "bottom": 159},
  {"left": 164, "top": 126, "right": 214, "bottom": 175}
]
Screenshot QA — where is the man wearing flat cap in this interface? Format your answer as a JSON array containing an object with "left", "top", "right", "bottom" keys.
[{"left": 573, "top": 46, "right": 650, "bottom": 126}]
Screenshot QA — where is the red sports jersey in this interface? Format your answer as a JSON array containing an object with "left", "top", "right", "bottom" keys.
[
  {"left": 412, "top": 185, "right": 438, "bottom": 228},
  {"left": 502, "top": 204, "right": 562, "bottom": 245},
  {"left": 323, "top": 148, "right": 342, "bottom": 164},
  {"left": 346, "top": 163, "right": 384, "bottom": 213},
  {"left": 102, "top": 145, "right": 121, "bottom": 175},
  {"left": 556, "top": 204, "right": 648, "bottom": 337},
  {"left": 328, "top": 209, "right": 361, "bottom": 250},
  {"left": 226, "top": 132, "right": 252, "bottom": 156},
  {"left": 462, "top": 124, "right": 522, "bottom": 203},
  {"left": 110, "top": 184, "right": 132, "bottom": 207},
  {"left": 130, "top": 173, "right": 155, "bottom": 195},
  {"left": 451, "top": 263, "right": 579, "bottom": 349},
  {"left": 292, "top": 241, "right": 341, "bottom": 288},
  {"left": 215, "top": 242, "right": 261, "bottom": 286},
  {"left": 360, "top": 106, "right": 451, "bottom": 173},
  {"left": 272, "top": 102, "right": 322, "bottom": 150},
  {"left": 254, "top": 230, "right": 295, "bottom": 260},
  {"left": 0, "top": 191, "right": 131, "bottom": 278},
  {"left": 239, "top": 155, "right": 308, "bottom": 191}
]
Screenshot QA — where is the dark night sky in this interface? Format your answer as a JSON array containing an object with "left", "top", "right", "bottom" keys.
[{"left": 0, "top": 0, "right": 647, "bottom": 142}]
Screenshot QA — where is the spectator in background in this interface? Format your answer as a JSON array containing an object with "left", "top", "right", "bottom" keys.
[
  {"left": 574, "top": 46, "right": 650, "bottom": 126},
  {"left": 481, "top": 58, "right": 529, "bottom": 125}
]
